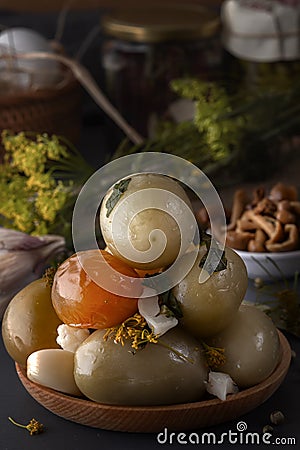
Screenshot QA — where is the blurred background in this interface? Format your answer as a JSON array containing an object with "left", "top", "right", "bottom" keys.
[
  {"left": 1, "top": 1, "right": 222, "bottom": 12},
  {"left": 0, "top": 0, "right": 299, "bottom": 197}
]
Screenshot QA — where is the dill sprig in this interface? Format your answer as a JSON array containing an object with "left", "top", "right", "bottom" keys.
[
  {"left": 43, "top": 266, "right": 57, "bottom": 288},
  {"left": 202, "top": 341, "right": 226, "bottom": 370},
  {"left": 0, "top": 130, "right": 93, "bottom": 244},
  {"left": 103, "top": 313, "right": 158, "bottom": 351},
  {"left": 104, "top": 313, "right": 197, "bottom": 364},
  {"left": 112, "top": 77, "right": 300, "bottom": 185},
  {"left": 8, "top": 417, "right": 44, "bottom": 436}
]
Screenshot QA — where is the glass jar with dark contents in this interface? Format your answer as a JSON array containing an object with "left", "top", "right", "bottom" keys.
[{"left": 101, "top": 5, "right": 221, "bottom": 136}]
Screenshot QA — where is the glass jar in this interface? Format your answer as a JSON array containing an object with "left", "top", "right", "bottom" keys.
[
  {"left": 221, "top": 0, "right": 300, "bottom": 93},
  {"left": 101, "top": 5, "right": 221, "bottom": 136}
]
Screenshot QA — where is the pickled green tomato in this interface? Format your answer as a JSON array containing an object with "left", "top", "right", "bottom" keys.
[
  {"left": 2, "top": 278, "right": 62, "bottom": 367},
  {"left": 207, "top": 304, "right": 281, "bottom": 388},
  {"left": 172, "top": 247, "right": 248, "bottom": 339},
  {"left": 100, "top": 174, "right": 193, "bottom": 270},
  {"left": 74, "top": 327, "right": 208, "bottom": 406}
]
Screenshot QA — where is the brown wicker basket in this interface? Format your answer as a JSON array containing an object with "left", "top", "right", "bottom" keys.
[{"left": 0, "top": 68, "right": 82, "bottom": 161}]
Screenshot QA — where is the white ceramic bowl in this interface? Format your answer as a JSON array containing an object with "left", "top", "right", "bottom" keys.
[{"left": 235, "top": 249, "right": 300, "bottom": 281}]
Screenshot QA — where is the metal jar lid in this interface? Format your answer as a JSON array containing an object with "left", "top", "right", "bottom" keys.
[{"left": 101, "top": 5, "right": 220, "bottom": 44}]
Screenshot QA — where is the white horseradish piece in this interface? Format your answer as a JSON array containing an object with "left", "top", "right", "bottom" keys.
[
  {"left": 138, "top": 287, "right": 178, "bottom": 336},
  {"left": 56, "top": 324, "right": 90, "bottom": 353},
  {"left": 205, "top": 371, "right": 239, "bottom": 401}
]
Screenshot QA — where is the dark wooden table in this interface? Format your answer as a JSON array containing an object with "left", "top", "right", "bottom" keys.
[{"left": 1, "top": 280, "right": 299, "bottom": 450}]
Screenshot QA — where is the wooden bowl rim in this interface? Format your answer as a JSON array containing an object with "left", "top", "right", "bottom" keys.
[{"left": 16, "top": 329, "right": 291, "bottom": 413}]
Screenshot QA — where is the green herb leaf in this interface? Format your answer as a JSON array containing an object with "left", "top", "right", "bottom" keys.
[
  {"left": 159, "top": 290, "right": 183, "bottom": 319},
  {"left": 142, "top": 273, "right": 183, "bottom": 319},
  {"left": 199, "top": 230, "right": 227, "bottom": 274},
  {"left": 105, "top": 178, "right": 131, "bottom": 218}
]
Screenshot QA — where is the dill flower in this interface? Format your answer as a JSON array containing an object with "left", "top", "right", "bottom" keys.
[
  {"left": 103, "top": 313, "right": 194, "bottom": 363},
  {"left": 104, "top": 313, "right": 158, "bottom": 351},
  {"left": 0, "top": 130, "right": 93, "bottom": 244},
  {"left": 8, "top": 417, "right": 44, "bottom": 436},
  {"left": 43, "top": 266, "right": 57, "bottom": 288},
  {"left": 202, "top": 341, "right": 226, "bottom": 370},
  {"left": 171, "top": 78, "right": 241, "bottom": 161}
]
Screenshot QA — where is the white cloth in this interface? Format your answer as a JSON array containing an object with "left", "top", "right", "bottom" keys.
[{"left": 221, "top": 0, "right": 300, "bottom": 61}]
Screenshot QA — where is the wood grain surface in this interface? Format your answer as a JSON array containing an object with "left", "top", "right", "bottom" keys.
[{"left": 16, "top": 330, "right": 291, "bottom": 433}]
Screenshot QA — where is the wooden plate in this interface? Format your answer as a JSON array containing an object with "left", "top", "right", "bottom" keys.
[{"left": 16, "top": 330, "right": 291, "bottom": 433}]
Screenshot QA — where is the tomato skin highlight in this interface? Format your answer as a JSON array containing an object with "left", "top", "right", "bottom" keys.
[{"left": 51, "top": 250, "right": 142, "bottom": 329}]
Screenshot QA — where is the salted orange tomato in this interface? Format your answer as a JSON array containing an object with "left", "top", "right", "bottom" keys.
[{"left": 51, "top": 249, "right": 142, "bottom": 329}]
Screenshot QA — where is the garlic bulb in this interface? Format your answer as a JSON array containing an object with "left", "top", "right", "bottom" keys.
[
  {"left": 0, "top": 228, "right": 65, "bottom": 318},
  {"left": 27, "top": 349, "right": 82, "bottom": 396},
  {"left": 205, "top": 371, "right": 239, "bottom": 401},
  {"left": 0, "top": 27, "right": 61, "bottom": 89}
]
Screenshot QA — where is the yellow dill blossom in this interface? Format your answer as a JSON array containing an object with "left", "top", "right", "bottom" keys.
[
  {"left": 46, "top": 134, "right": 70, "bottom": 160},
  {"left": 43, "top": 266, "right": 57, "bottom": 288},
  {"left": 104, "top": 313, "right": 158, "bottom": 351},
  {"left": 35, "top": 183, "right": 70, "bottom": 222},
  {"left": 27, "top": 173, "right": 55, "bottom": 190},
  {"left": 8, "top": 417, "right": 44, "bottom": 436},
  {"left": 104, "top": 313, "right": 196, "bottom": 363},
  {"left": 0, "top": 130, "right": 93, "bottom": 242},
  {"left": 18, "top": 144, "right": 46, "bottom": 175},
  {"left": 202, "top": 341, "right": 226, "bottom": 370}
]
